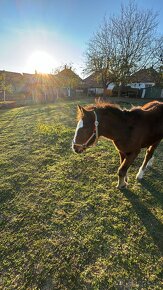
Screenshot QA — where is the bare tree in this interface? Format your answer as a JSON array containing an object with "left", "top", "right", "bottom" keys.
[
  {"left": 154, "top": 37, "right": 163, "bottom": 85},
  {"left": 84, "top": 0, "right": 163, "bottom": 89}
]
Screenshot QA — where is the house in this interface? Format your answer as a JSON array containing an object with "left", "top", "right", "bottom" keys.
[
  {"left": 55, "top": 65, "right": 82, "bottom": 97},
  {"left": 127, "top": 68, "right": 159, "bottom": 89},
  {"left": 108, "top": 68, "right": 161, "bottom": 98},
  {"left": 83, "top": 72, "right": 104, "bottom": 96},
  {"left": 0, "top": 70, "right": 24, "bottom": 101},
  {"left": 128, "top": 68, "right": 162, "bottom": 98},
  {"left": 0, "top": 67, "right": 84, "bottom": 102},
  {"left": 22, "top": 73, "right": 59, "bottom": 102}
]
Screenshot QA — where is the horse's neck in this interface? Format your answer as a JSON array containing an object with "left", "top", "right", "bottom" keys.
[{"left": 99, "top": 107, "right": 124, "bottom": 139}]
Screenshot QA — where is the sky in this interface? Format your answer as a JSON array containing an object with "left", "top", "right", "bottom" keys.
[{"left": 0, "top": 0, "right": 163, "bottom": 77}]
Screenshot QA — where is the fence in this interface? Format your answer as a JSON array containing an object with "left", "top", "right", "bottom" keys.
[{"left": 141, "top": 87, "right": 163, "bottom": 99}]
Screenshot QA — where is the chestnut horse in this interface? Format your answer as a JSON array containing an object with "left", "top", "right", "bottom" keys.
[{"left": 72, "top": 100, "right": 163, "bottom": 189}]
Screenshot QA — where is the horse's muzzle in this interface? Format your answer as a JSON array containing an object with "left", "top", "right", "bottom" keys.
[{"left": 72, "top": 143, "right": 85, "bottom": 154}]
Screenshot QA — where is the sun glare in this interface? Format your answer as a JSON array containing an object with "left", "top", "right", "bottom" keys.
[{"left": 25, "top": 51, "right": 57, "bottom": 74}]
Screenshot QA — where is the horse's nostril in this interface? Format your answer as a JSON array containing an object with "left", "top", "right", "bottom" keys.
[
  {"left": 72, "top": 144, "right": 81, "bottom": 154},
  {"left": 77, "top": 149, "right": 84, "bottom": 153},
  {"left": 76, "top": 148, "right": 83, "bottom": 153},
  {"left": 73, "top": 146, "right": 84, "bottom": 154}
]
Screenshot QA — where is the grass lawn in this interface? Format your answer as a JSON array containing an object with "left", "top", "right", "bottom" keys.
[{"left": 0, "top": 98, "right": 163, "bottom": 289}]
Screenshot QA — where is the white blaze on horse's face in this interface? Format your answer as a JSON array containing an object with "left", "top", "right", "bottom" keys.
[{"left": 72, "top": 119, "right": 83, "bottom": 151}]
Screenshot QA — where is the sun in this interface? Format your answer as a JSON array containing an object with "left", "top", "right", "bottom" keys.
[{"left": 25, "top": 51, "right": 57, "bottom": 74}]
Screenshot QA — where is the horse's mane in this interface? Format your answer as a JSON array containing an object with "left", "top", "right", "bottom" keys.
[
  {"left": 86, "top": 102, "right": 121, "bottom": 110},
  {"left": 77, "top": 100, "right": 163, "bottom": 121},
  {"left": 77, "top": 102, "right": 122, "bottom": 121}
]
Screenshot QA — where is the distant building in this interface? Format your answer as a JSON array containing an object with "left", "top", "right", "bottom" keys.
[
  {"left": 0, "top": 66, "right": 83, "bottom": 102},
  {"left": 55, "top": 65, "right": 83, "bottom": 98},
  {"left": 107, "top": 68, "right": 162, "bottom": 98},
  {"left": 83, "top": 72, "right": 104, "bottom": 95},
  {"left": 127, "top": 68, "right": 159, "bottom": 89},
  {"left": 0, "top": 67, "right": 162, "bottom": 102}
]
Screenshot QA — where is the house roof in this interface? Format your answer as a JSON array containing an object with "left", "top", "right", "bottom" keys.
[
  {"left": 54, "top": 66, "right": 82, "bottom": 87},
  {"left": 83, "top": 72, "right": 103, "bottom": 88},
  {"left": 0, "top": 70, "right": 22, "bottom": 76},
  {"left": 0, "top": 70, "right": 23, "bottom": 81},
  {"left": 0, "top": 68, "right": 82, "bottom": 88},
  {"left": 130, "top": 68, "right": 159, "bottom": 83},
  {"left": 55, "top": 66, "right": 82, "bottom": 81}
]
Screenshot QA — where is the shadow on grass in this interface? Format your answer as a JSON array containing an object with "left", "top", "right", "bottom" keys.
[
  {"left": 149, "top": 167, "right": 163, "bottom": 181},
  {"left": 140, "top": 178, "right": 163, "bottom": 207},
  {"left": 122, "top": 188, "right": 163, "bottom": 255},
  {"left": 0, "top": 189, "right": 15, "bottom": 205}
]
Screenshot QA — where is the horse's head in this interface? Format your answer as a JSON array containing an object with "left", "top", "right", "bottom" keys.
[{"left": 72, "top": 105, "right": 99, "bottom": 153}]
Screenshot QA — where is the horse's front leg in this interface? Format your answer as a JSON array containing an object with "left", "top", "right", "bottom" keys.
[
  {"left": 117, "top": 150, "right": 140, "bottom": 189},
  {"left": 119, "top": 151, "right": 128, "bottom": 183},
  {"left": 136, "top": 141, "right": 160, "bottom": 180}
]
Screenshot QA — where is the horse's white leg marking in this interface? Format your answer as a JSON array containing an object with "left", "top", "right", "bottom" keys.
[
  {"left": 136, "top": 156, "right": 154, "bottom": 180},
  {"left": 146, "top": 156, "right": 154, "bottom": 168},
  {"left": 72, "top": 119, "right": 83, "bottom": 151},
  {"left": 136, "top": 167, "right": 144, "bottom": 180}
]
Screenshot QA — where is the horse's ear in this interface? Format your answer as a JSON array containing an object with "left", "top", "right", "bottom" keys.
[
  {"left": 77, "top": 105, "right": 90, "bottom": 119},
  {"left": 77, "top": 105, "right": 83, "bottom": 112},
  {"left": 77, "top": 105, "right": 87, "bottom": 115},
  {"left": 77, "top": 105, "right": 84, "bottom": 118}
]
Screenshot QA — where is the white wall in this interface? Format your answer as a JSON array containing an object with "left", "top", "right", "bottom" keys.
[
  {"left": 107, "top": 82, "right": 155, "bottom": 90},
  {"left": 88, "top": 88, "right": 104, "bottom": 94},
  {"left": 127, "top": 82, "right": 155, "bottom": 89},
  {"left": 107, "top": 83, "right": 115, "bottom": 90}
]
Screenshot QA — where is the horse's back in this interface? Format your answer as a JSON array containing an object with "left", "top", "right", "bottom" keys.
[
  {"left": 123, "top": 102, "right": 163, "bottom": 149},
  {"left": 142, "top": 100, "right": 163, "bottom": 111}
]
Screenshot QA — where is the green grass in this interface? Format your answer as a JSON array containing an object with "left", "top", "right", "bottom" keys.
[{"left": 0, "top": 99, "right": 163, "bottom": 290}]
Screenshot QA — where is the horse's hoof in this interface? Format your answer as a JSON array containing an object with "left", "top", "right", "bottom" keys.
[
  {"left": 136, "top": 173, "right": 143, "bottom": 181},
  {"left": 136, "top": 176, "right": 143, "bottom": 181},
  {"left": 116, "top": 182, "right": 128, "bottom": 189}
]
